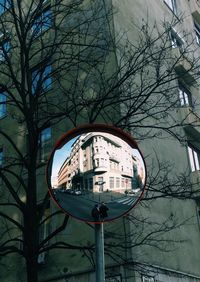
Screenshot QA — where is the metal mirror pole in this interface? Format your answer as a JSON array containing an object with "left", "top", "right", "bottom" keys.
[{"left": 95, "top": 223, "right": 105, "bottom": 282}]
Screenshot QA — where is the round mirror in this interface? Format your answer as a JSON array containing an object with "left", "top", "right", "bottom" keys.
[{"left": 46, "top": 124, "right": 147, "bottom": 223}]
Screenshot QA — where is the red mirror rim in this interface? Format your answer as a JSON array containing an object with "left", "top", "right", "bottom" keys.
[{"left": 46, "top": 124, "right": 147, "bottom": 224}]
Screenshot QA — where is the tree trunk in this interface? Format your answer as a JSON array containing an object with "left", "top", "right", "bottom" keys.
[
  {"left": 26, "top": 253, "right": 38, "bottom": 282},
  {"left": 25, "top": 140, "right": 39, "bottom": 282}
]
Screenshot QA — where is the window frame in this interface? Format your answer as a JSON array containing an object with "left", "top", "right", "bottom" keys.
[
  {"left": 106, "top": 274, "right": 122, "bottom": 282},
  {"left": 187, "top": 144, "right": 200, "bottom": 172},
  {"left": 178, "top": 83, "right": 192, "bottom": 107},
  {"left": 0, "top": 0, "right": 11, "bottom": 15},
  {"left": 32, "top": 7, "right": 52, "bottom": 37},
  {"left": 109, "top": 177, "right": 114, "bottom": 189},
  {"left": 116, "top": 177, "right": 120, "bottom": 188},
  {"left": 170, "top": 28, "right": 184, "bottom": 50},
  {"left": 164, "top": 0, "right": 177, "bottom": 14},
  {"left": 32, "top": 63, "right": 52, "bottom": 95},
  {"left": 194, "top": 21, "right": 200, "bottom": 45},
  {"left": 197, "top": 203, "right": 200, "bottom": 230},
  {"left": 39, "top": 127, "right": 52, "bottom": 162},
  {"left": 0, "top": 92, "right": 6, "bottom": 118},
  {"left": 0, "top": 148, "right": 3, "bottom": 167},
  {"left": 37, "top": 201, "right": 50, "bottom": 264},
  {"left": 0, "top": 38, "right": 10, "bottom": 61},
  {"left": 142, "top": 276, "right": 155, "bottom": 282}
]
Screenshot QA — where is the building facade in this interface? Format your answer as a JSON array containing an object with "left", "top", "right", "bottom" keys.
[
  {"left": 0, "top": 0, "right": 200, "bottom": 282},
  {"left": 111, "top": 0, "right": 200, "bottom": 281}
]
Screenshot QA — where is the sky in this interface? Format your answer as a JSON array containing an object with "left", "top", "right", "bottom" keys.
[{"left": 51, "top": 136, "right": 79, "bottom": 178}]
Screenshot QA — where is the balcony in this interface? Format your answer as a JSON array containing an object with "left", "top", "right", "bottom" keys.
[
  {"left": 179, "top": 106, "right": 200, "bottom": 137},
  {"left": 172, "top": 48, "right": 196, "bottom": 85},
  {"left": 109, "top": 152, "right": 120, "bottom": 163},
  {"left": 94, "top": 166, "right": 107, "bottom": 173},
  {"left": 189, "top": 0, "right": 200, "bottom": 23},
  {"left": 93, "top": 152, "right": 108, "bottom": 159},
  {"left": 190, "top": 170, "right": 200, "bottom": 197}
]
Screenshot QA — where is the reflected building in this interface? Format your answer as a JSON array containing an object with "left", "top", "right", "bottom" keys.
[{"left": 57, "top": 133, "right": 142, "bottom": 193}]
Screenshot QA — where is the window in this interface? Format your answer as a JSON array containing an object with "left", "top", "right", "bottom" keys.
[
  {"left": 171, "top": 29, "right": 183, "bottom": 49},
  {"left": 187, "top": 144, "right": 200, "bottom": 172},
  {"left": 109, "top": 177, "right": 114, "bottom": 189},
  {"left": 0, "top": 92, "right": 6, "bottom": 118},
  {"left": 95, "top": 158, "right": 99, "bottom": 167},
  {"left": 32, "top": 64, "right": 52, "bottom": 95},
  {"left": 196, "top": 202, "right": 200, "bottom": 229},
  {"left": 89, "top": 178, "right": 93, "bottom": 190},
  {"left": 98, "top": 176, "right": 103, "bottom": 182},
  {"left": 32, "top": 8, "right": 52, "bottom": 36},
  {"left": 98, "top": 177, "right": 104, "bottom": 192},
  {"left": 0, "top": 148, "right": 3, "bottom": 166},
  {"left": 39, "top": 127, "right": 51, "bottom": 161},
  {"left": 106, "top": 275, "right": 122, "bottom": 282},
  {"left": 142, "top": 276, "right": 154, "bottom": 282},
  {"left": 194, "top": 21, "right": 200, "bottom": 45},
  {"left": 0, "top": 0, "right": 11, "bottom": 15},
  {"left": 164, "top": 0, "right": 177, "bottom": 14},
  {"left": 178, "top": 84, "right": 192, "bottom": 106},
  {"left": 0, "top": 39, "right": 10, "bottom": 61},
  {"left": 116, "top": 177, "right": 120, "bottom": 188},
  {"left": 37, "top": 201, "right": 50, "bottom": 264}
]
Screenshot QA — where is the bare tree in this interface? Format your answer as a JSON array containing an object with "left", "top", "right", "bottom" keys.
[{"left": 0, "top": 0, "right": 199, "bottom": 281}]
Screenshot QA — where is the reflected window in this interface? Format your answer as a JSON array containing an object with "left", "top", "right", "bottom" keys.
[
  {"left": 109, "top": 177, "right": 114, "bottom": 189},
  {"left": 95, "top": 158, "right": 99, "bottom": 167},
  {"left": 89, "top": 178, "right": 93, "bottom": 189},
  {"left": 116, "top": 177, "right": 120, "bottom": 188},
  {"left": 187, "top": 144, "right": 200, "bottom": 172}
]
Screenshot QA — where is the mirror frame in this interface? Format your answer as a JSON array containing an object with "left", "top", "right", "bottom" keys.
[{"left": 46, "top": 124, "right": 147, "bottom": 223}]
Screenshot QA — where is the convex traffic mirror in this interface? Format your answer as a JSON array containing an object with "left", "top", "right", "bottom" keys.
[{"left": 46, "top": 124, "right": 147, "bottom": 223}]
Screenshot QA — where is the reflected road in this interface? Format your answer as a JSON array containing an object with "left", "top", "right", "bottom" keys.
[{"left": 53, "top": 191, "right": 140, "bottom": 222}]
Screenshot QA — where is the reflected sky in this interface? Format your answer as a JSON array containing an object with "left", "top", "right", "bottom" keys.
[{"left": 52, "top": 136, "right": 79, "bottom": 178}]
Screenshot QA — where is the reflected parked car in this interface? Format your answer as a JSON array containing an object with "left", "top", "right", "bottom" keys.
[
  {"left": 63, "top": 189, "right": 82, "bottom": 195},
  {"left": 63, "top": 189, "right": 74, "bottom": 194},
  {"left": 125, "top": 188, "right": 141, "bottom": 196}
]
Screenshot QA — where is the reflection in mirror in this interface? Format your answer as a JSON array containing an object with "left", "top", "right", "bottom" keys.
[{"left": 48, "top": 131, "right": 146, "bottom": 223}]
